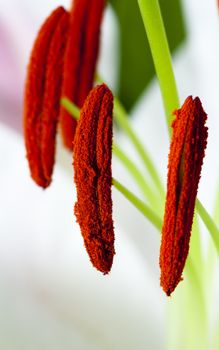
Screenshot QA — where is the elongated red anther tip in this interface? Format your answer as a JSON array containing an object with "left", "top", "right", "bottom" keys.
[
  {"left": 60, "top": 0, "right": 105, "bottom": 150},
  {"left": 159, "top": 96, "right": 208, "bottom": 296},
  {"left": 24, "top": 7, "right": 69, "bottom": 188},
  {"left": 73, "top": 83, "right": 115, "bottom": 274}
]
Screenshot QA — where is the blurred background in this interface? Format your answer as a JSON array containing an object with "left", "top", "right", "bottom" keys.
[{"left": 0, "top": 0, "right": 219, "bottom": 349}]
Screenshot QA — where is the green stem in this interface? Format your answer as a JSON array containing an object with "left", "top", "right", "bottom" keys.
[
  {"left": 138, "top": 0, "right": 180, "bottom": 134},
  {"left": 196, "top": 199, "right": 219, "bottom": 254},
  {"left": 213, "top": 176, "right": 219, "bottom": 224},
  {"left": 184, "top": 257, "right": 208, "bottom": 350},
  {"left": 112, "top": 178, "right": 162, "bottom": 231},
  {"left": 113, "top": 143, "right": 160, "bottom": 208},
  {"left": 189, "top": 214, "right": 203, "bottom": 276},
  {"left": 114, "top": 98, "right": 164, "bottom": 196},
  {"left": 61, "top": 97, "right": 80, "bottom": 120}
]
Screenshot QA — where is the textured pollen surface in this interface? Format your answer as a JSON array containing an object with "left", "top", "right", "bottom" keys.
[
  {"left": 159, "top": 96, "right": 208, "bottom": 296},
  {"left": 60, "top": 0, "right": 105, "bottom": 150},
  {"left": 24, "top": 7, "right": 69, "bottom": 188},
  {"left": 73, "top": 84, "right": 115, "bottom": 274}
]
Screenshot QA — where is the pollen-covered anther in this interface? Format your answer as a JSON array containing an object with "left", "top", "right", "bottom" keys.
[
  {"left": 73, "top": 84, "right": 115, "bottom": 274},
  {"left": 60, "top": 0, "right": 105, "bottom": 150},
  {"left": 159, "top": 96, "right": 208, "bottom": 296},
  {"left": 23, "top": 7, "right": 69, "bottom": 188}
]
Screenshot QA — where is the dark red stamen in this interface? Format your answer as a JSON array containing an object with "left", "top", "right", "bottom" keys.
[
  {"left": 60, "top": 0, "right": 105, "bottom": 150},
  {"left": 24, "top": 7, "right": 69, "bottom": 188},
  {"left": 73, "top": 84, "right": 115, "bottom": 274},
  {"left": 159, "top": 96, "right": 208, "bottom": 296}
]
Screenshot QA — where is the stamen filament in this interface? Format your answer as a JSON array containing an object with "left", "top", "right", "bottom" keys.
[
  {"left": 196, "top": 199, "right": 219, "bottom": 254},
  {"left": 138, "top": 0, "right": 180, "bottom": 135},
  {"left": 61, "top": 97, "right": 80, "bottom": 119},
  {"left": 112, "top": 178, "right": 162, "bottom": 231},
  {"left": 113, "top": 143, "right": 161, "bottom": 209}
]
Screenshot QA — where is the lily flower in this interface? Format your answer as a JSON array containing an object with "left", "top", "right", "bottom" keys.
[{"left": 1, "top": 0, "right": 219, "bottom": 349}]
